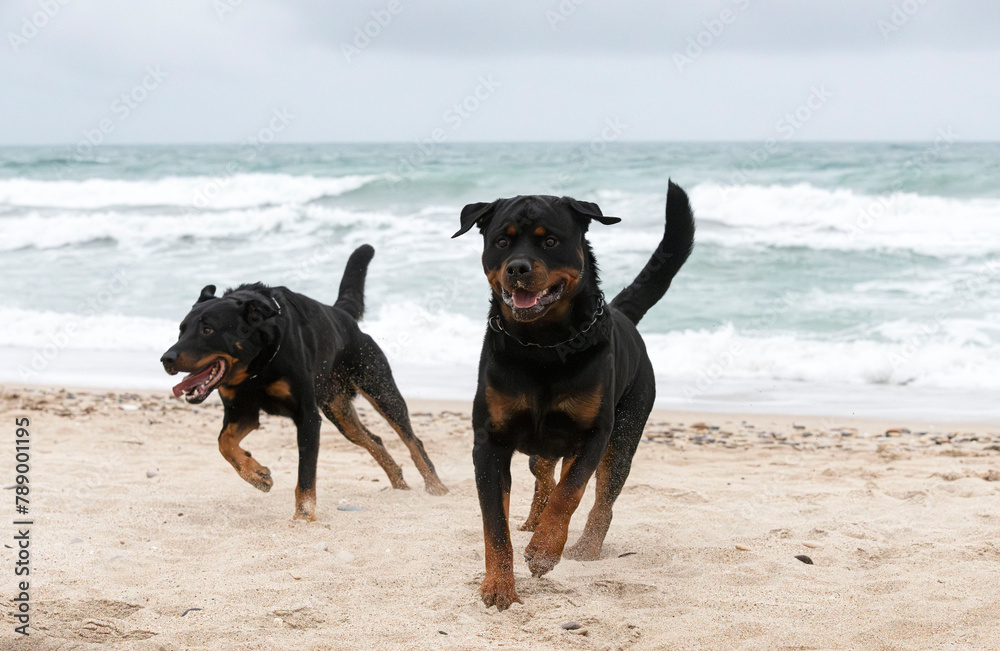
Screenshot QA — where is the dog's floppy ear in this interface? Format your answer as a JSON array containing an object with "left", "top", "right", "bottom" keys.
[
  {"left": 243, "top": 297, "right": 278, "bottom": 323},
  {"left": 452, "top": 201, "right": 497, "bottom": 238},
  {"left": 197, "top": 285, "right": 217, "bottom": 303},
  {"left": 563, "top": 198, "right": 621, "bottom": 228}
]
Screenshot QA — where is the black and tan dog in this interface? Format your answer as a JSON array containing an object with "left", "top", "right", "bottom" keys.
[
  {"left": 453, "top": 181, "right": 695, "bottom": 610},
  {"left": 160, "top": 244, "right": 448, "bottom": 521}
]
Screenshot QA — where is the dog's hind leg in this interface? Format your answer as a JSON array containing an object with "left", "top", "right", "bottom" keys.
[
  {"left": 518, "top": 456, "right": 557, "bottom": 531},
  {"left": 565, "top": 386, "right": 652, "bottom": 561},
  {"left": 322, "top": 393, "right": 410, "bottom": 491},
  {"left": 354, "top": 335, "right": 449, "bottom": 495}
]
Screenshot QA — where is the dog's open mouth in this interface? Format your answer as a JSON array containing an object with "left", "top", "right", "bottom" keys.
[
  {"left": 502, "top": 280, "right": 565, "bottom": 313},
  {"left": 172, "top": 358, "right": 227, "bottom": 403}
]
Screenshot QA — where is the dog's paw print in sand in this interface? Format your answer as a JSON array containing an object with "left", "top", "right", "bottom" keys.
[
  {"left": 33, "top": 599, "right": 153, "bottom": 642},
  {"left": 271, "top": 607, "right": 327, "bottom": 629}
]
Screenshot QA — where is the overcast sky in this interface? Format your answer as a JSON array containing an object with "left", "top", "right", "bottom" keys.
[{"left": 2, "top": 0, "right": 998, "bottom": 144}]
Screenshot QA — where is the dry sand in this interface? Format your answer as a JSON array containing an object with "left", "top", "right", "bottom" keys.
[{"left": 1, "top": 385, "right": 999, "bottom": 650}]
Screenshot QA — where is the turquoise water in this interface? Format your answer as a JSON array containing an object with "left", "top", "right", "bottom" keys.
[{"left": 2, "top": 143, "right": 999, "bottom": 418}]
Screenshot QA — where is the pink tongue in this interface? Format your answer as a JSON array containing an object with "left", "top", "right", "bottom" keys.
[
  {"left": 512, "top": 289, "right": 540, "bottom": 309},
  {"left": 172, "top": 365, "right": 214, "bottom": 397}
]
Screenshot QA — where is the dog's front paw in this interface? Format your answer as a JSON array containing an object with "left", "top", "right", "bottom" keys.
[
  {"left": 245, "top": 465, "right": 273, "bottom": 492},
  {"left": 525, "top": 547, "right": 560, "bottom": 577},
  {"left": 524, "top": 530, "right": 563, "bottom": 577},
  {"left": 479, "top": 573, "right": 521, "bottom": 612}
]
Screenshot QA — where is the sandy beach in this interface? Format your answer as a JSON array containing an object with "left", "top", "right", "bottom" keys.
[{"left": 2, "top": 385, "right": 999, "bottom": 650}]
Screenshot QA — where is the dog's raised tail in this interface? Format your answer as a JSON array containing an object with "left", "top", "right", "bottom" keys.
[
  {"left": 334, "top": 244, "right": 376, "bottom": 320},
  {"left": 610, "top": 180, "right": 695, "bottom": 325}
]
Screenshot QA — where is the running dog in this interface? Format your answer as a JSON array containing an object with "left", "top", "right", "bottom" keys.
[
  {"left": 160, "top": 245, "right": 448, "bottom": 522},
  {"left": 453, "top": 181, "right": 695, "bottom": 610}
]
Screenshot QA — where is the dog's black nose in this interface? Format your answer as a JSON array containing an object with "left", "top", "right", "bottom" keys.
[
  {"left": 505, "top": 258, "right": 532, "bottom": 280},
  {"left": 160, "top": 350, "right": 178, "bottom": 365}
]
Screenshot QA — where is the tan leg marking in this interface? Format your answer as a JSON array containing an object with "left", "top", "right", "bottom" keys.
[
  {"left": 327, "top": 395, "right": 409, "bottom": 490},
  {"left": 519, "top": 457, "right": 557, "bottom": 531},
  {"left": 218, "top": 419, "right": 272, "bottom": 492},
  {"left": 524, "top": 457, "right": 588, "bottom": 577},
  {"left": 293, "top": 485, "right": 317, "bottom": 522},
  {"left": 480, "top": 484, "right": 520, "bottom": 611},
  {"left": 358, "top": 390, "right": 448, "bottom": 495},
  {"left": 565, "top": 453, "right": 614, "bottom": 561}
]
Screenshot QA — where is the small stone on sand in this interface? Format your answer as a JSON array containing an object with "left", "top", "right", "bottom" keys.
[
  {"left": 795, "top": 555, "right": 814, "bottom": 565},
  {"left": 562, "top": 621, "right": 582, "bottom": 630}
]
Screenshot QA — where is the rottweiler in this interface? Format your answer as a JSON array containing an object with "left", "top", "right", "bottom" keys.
[
  {"left": 452, "top": 181, "right": 695, "bottom": 610},
  {"left": 159, "top": 244, "right": 448, "bottom": 522}
]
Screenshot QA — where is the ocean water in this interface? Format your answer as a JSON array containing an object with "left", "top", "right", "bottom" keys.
[{"left": 3, "top": 142, "right": 999, "bottom": 421}]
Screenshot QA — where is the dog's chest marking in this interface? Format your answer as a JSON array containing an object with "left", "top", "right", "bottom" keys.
[
  {"left": 265, "top": 378, "right": 293, "bottom": 401},
  {"left": 485, "top": 385, "right": 531, "bottom": 429},
  {"left": 485, "top": 384, "right": 604, "bottom": 432},
  {"left": 551, "top": 386, "right": 604, "bottom": 429}
]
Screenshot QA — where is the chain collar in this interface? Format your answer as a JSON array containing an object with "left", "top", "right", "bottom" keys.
[{"left": 489, "top": 292, "right": 606, "bottom": 349}]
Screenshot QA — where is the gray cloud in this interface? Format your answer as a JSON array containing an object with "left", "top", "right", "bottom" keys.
[{"left": 1, "top": 0, "right": 998, "bottom": 144}]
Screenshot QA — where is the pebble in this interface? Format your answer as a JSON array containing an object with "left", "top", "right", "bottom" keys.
[
  {"left": 120, "top": 404, "right": 139, "bottom": 411},
  {"left": 735, "top": 544, "right": 750, "bottom": 551},
  {"left": 314, "top": 542, "right": 329, "bottom": 552},
  {"left": 795, "top": 555, "right": 814, "bottom": 565},
  {"left": 561, "top": 621, "right": 582, "bottom": 630},
  {"left": 146, "top": 471, "right": 159, "bottom": 478},
  {"left": 802, "top": 542, "right": 821, "bottom": 549},
  {"left": 180, "top": 608, "right": 202, "bottom": 617},
  {"left": 337, "top": 505, "right": 364, "bottom": 512}
]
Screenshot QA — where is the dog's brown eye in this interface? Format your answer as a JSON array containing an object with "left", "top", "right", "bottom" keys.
[
  {"left": 202, "top": 326, "right": 214, "bottom": 336},
  {"left": 544, "top": 236, "right": 558, "bottom": 248},
  {"left": 496, "top": 238, "right": 508, "bottom": 249}
]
